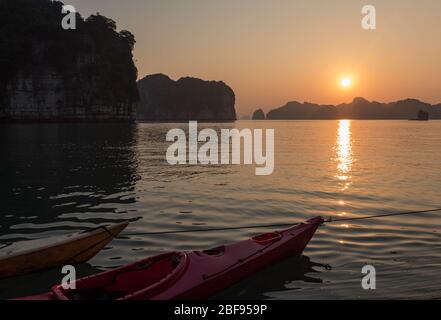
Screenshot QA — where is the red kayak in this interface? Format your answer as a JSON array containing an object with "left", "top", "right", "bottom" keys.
[{"left": 18, "top": 217, "right": 323, "bottom": 300}]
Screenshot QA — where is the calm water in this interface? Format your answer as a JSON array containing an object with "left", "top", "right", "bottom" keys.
[{"left": 1, "top": 120, "right": 441, "bottom": 299}]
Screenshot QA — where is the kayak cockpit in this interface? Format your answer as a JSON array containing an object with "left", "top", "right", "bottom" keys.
[
  {"left": 52, "top": 252, "right": 188, "bottom": 300},
  {"left": 252, "top": 232, "right": 282, "bottom": 245}
]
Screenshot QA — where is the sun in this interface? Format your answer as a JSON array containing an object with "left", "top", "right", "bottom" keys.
[{"left": 340, "top": 78, "right": 352, "bottom": 89}]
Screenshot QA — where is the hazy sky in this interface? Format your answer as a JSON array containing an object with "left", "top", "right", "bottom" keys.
[{"left": 68, "top": 0, "right": 441, "bottom": 116}]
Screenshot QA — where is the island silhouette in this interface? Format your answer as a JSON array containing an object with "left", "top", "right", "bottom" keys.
[
  {"left": 137, "top": 74, "right": 236, "bottom": 121},
  {"left": 254, "top": 97, "right": 441, "bottom": 120}
]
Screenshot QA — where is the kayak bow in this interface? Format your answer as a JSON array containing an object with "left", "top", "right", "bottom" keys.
[
  {"left": 0, "top": 221, "right": 128, "bottom": 279},
  {"left": 18, "top": 217, "right": 323, "bottom": 300}
]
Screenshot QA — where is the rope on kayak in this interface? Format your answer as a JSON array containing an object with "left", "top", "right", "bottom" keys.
[
  {"left": 80, "top": 225, "right": 116, "bottom": 236},
  {"left": 324, "top": 208, "right": 441, "bottom": 223},
  {"left": 123, "top": 223, "right": 302, "bottom": 236},
  {"left": 123, "top": 207, "right": 441, "bottom": 237}
]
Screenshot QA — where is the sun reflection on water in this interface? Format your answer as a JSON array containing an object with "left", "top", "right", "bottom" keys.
[
  {"left": 334, "top": 120, "right": 353, "bottom": 231},
  {"left": 335, "top": 120, "right": 353, "bottom": 188}
]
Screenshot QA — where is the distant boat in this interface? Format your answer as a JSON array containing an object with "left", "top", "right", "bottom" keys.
[{"left": 409, "top": 110, "right": 429, "bottom": 121}]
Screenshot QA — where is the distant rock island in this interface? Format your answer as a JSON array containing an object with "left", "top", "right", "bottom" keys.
[
  {"left": 0, "top": 0, "right": 138, "bottom": 122},
  {"left": 252, "top": 109, "right": 265, "bottom": 120},
  {"left": 256, "top": 98, "right": 441, "bottom": 120},
  {"left": 137, "top": 74, "right": 236, "bottom": 121}
]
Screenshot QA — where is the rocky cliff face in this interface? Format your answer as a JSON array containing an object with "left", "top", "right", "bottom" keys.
[
  {"left": 2, "top": 50, "right": 137, "bottom": 121},
  {"left": 0, "top": 0, "right": 138, "bottom": 122},
  {"left": 266, "top": 97, "right": 441, "bottom": 120},
  {"left": 137, "top": 74, "right": 236, "bottom": 121}
]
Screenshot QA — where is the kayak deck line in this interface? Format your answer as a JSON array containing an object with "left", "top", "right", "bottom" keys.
[
  {"left": 66, "top": 230, "right": 120, "bottom": 262},
  {"left": 66, "top": 224, "right": 128, "bottom": 262},
  {"left": 18, "top": 217, "right": 323, "bottom": 300}
]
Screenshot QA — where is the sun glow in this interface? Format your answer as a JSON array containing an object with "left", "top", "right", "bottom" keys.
[{"left": 340, "top": 78, "right": 352, "bottom": 89}]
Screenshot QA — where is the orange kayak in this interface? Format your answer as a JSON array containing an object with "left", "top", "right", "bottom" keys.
[{"left": 0, "top": 221, "right": 128, "bottom": 279}]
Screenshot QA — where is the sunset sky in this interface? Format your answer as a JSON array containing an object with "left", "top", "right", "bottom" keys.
[{"left": 69, "top": 0, "right": 441, "bottom": 116}]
